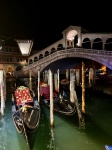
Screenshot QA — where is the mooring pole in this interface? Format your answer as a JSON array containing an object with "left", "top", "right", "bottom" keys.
[
  {"left": 54, "top": 73, "right": 58, "bottom": 92},
  {"left": 29, "top": 70, "right": 32, "bottom": 91},
  {"left": 57, "top": 69, "right": 59, "bottom": 93},
  {"left": 0, "top": 70, "right": 5, "bottom": 116},
  {"left": 70, "top": 69, "right": 75, "bottom": 103},
  {"left": 38, "top": 70, "right": 40, "bottom": 103},
  {"left": 4, "top": 70, "right": 6, "bottom": 102},
  {"left": 49, "top": 69, "right": 54, "bottom": 127},
  {"left": 1, "top": 84, "right": 4, "bottom": 116},
  {"left": 66, "top": 69, "right": 69, "bottom": 80},
  {"left": 82, "top": 61, "right": 85, "bottom": 114}
]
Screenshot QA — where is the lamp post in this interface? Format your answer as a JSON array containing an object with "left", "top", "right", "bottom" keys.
[
  {"left": 15, "top": 39, "right": 33, "bottom": 56},
  {"left": 16, "top": 39, "right": 34, "bottom": 89}
]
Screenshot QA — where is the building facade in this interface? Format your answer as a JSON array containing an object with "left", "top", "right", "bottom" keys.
[{"left": 0, "top": 45, "right": 28, "bottom": 77}]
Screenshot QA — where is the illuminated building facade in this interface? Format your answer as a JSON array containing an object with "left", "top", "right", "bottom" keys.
[{"left": 0, "top": 45, "right": 29, "bottom": 77}]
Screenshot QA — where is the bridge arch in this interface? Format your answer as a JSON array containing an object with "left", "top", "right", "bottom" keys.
[
  {"left": 39, "top": 54, "right": 43, "bottom": 60},
  {"left": 29, "top": 59, "right": 33, "bottom": 64},
  {"left": 16, "top": 48, "right": 112, "bottom": 77},
  {"left": 45, "top": 51, "right": 49, "bottom": 57},
  {"left": 34, "top": 56, "right": 38, "bottom": 62},
  {"left": 39, "top": 52, "right": 111, "bottom": 73},
  {"left": 51, "top": 47, "right": 57, "bottom": 54},
  {"left": 105, "top": 38, "right": 112, "bottom": 51},
  {"left": 28, "top": 34, "right": 112, "bottom": 65},
  {"left": 82, "top": 38, "right": 91, "bottom": 49},
  {"left": 16, "top": 26, "right": 112, "bottom": 77},
  {"left": 57, "top": 44, "right": 64, "bottom": 50},
  {"left": 92, "top": 38, "right": 103, "bottom": 50}
]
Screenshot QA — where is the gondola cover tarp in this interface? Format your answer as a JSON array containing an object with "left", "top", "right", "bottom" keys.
[{"left": 14, "top": 86, "right": 33, "bottom": 106}]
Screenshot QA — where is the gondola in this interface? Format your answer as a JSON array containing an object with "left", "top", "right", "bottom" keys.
[
  {"left": 105, "top": 145, "right": 112, "bottom": 150},
  {"left": 40, "top": 83, "right": 76, "bottom": 116},
  {"left": 12, "top": 85, "right": 41, "bottom": 150}
]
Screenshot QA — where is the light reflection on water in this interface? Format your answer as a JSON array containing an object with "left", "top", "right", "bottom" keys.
[
  {"left": 0, "top": 92, "right": 112, "bottom": 150},
  {"left": 0, "top": 117, "right": 9, "bottom": 150}
]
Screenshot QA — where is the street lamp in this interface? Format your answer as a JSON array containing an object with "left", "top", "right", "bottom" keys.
[
  {"left": 15, "top": 39, "right": 33, "bottom": 56},
  {"left": 15, "top": 39, "right": 34, "bottom": 88}
]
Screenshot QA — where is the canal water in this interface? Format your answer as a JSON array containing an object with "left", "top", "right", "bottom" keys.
[{"left": 0, "top": 85, "right": 112, "bottom": 150}]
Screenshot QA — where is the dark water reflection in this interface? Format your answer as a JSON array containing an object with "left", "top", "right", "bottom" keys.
[{"left": 1, "top": 92, "right": 112, "bottom": 150}]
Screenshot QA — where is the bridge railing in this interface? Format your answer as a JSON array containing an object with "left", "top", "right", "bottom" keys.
[{"left": 17, "top": 48, "right": 112, "bottom": 73}]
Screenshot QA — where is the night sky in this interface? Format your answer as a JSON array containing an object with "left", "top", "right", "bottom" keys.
[{"left": 0, "top": 1, "right": 112, "bottom": 50}]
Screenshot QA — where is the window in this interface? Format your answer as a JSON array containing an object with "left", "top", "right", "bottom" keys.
[{"left": 6, "top": 57, "right": 13, "bottom": 62}]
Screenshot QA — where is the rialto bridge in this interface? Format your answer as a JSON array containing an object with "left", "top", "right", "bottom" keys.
[
  {"left": 16, "top": 48, "right": 112, "bottom": 77},
  {"left": 16, "top": 25, "right": 112, "bottom": 77}
]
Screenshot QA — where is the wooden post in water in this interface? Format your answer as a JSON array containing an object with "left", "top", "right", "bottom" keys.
[
  {"left": 57, "top": 69, "right": 59, "bottom": 93},
  {"left": 76, "top": 69, "right": 80, "bottom": 86},
  {"left": 29, "top": 70, "right": 32, "bottom": 91},
  {"left": 49, "top": 69, "right": 54, "bottom": 127},
  {"left": 70, "top": 69, "right": 75, "bottom": 103},
  {"left": 4, "top": 70, "right": 6, "bottom": 102},
  {"left": 48, "top": 70, "right": 50, "bottom": 85},
  {"left": 0, "top": 70, "right": 5, "bottom": 116},
  {"left": 66, "top": 69, "right": 69, "bottom": 80},
  {"left": 38, "top": 70, "right": 40, "bottom": 103},
  {"left": 73, "top": 90, "right": 83, "bottom": 126},
  {"left": 0, "top": 84, "right": 4, "bottom": 116},
  {"left": 54, "top": 73, "right": 58, "bottom": 92},
  {"left": 82, "top": 61, "right": 85, "bottom": 114},
  {"left": 89, "top": 68, "right": 94, "bottom": 87},
  {"left": 44, "top": 70, "right": 48, "bottom": 83},
  {"left": 70, "top": 69, "right": 84, "bottom": 127}
]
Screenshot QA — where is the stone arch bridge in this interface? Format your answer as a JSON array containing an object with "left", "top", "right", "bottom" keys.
[{"left": 16, "top": 48, "right": 112, "bottom": 77}]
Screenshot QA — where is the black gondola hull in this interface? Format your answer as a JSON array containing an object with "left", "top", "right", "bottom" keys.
[
  {"left": 12, "top": 88, "right": 41, "bottom": 150},
  {"left": 42, "top": 97, "right": 76, "bottom": 116}
]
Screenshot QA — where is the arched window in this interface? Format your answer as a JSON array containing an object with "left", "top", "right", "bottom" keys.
[
  {"left": 29, "top": 59, "right": 33, "bottom": 64},
  {"left": 45, "top": 51, "right": 49, "bottom": 57},
  {"left": 34, "top": 56, "right": 38, "bottom": 62},
  {"left": 105, "top": 38, "right": 112, "bottom": 51},
  {"left": 51, "top": 48, "right": 56, "bottom": 54},
  {"left": 82, "top": 38, "right": 91, "bottom": 49},
  {"left": 92, "top": 38, "right": 103, "bottom": 50},
  {"left": 39, "top": 54, "right": 43, "bottom": 60},
  {"left": 57, "top": 44, "right": 64, "bottom": 50}
]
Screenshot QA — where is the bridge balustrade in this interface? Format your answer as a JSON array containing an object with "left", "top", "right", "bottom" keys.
[{"left": 16, "top": 48, "right": 112, "bottom": 77}]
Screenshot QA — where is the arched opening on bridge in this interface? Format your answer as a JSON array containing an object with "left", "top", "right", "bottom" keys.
[
  {"left": 45, "top": 51, "right": 49, "bottom": 57},
  {"left": 74, "top": 35, "right": 78, "bottom": 47},
  {"left": 39, "top": 54, "right": 44, "bottom": 60},
  {"left": 51, "top": 48, "right": 56, "bottom": 54},
  {"left": 82, "top": 38, "right": 91, "bottom": 49},
  {"left": 29, "top": 59, "right": 33, "bottom": 64},
  {"left": 105, "top": 38, "right": 112, "bottom": 51},
  {"left": 92, "top": 38, "right": 103, "bottom": 50},
  {"left": 57, "top": 44, "right": 64, "bottom": 50},
  {"left": 34, "top": 56, "right": 38, "bottom": 62},
  {"left": 66, "top": 30, "right": 78, "bottom": 48}
]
